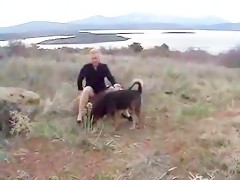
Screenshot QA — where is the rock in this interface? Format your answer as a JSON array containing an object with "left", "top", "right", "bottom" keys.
[
  {"left": 0, "top": 87, "right": 40, "bottom": 105},
  {"left": 0, "top": 87, "right": 41, "bottom": 119},
  {"left": 0, "top": 87, "right": 41, "bottom": 138}
]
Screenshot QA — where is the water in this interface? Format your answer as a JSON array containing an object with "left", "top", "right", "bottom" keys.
[{"left": 1, "top": 30, "right": 240, "bottom": 55}]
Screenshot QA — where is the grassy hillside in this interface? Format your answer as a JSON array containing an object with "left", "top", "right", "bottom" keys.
[{"left": 0, "top": 46, "right": 240, "bottom": 179}]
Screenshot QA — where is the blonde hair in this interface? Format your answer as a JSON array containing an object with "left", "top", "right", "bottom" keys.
[{"left": 90, "top": 48, "right": 100, "bottom": 55}]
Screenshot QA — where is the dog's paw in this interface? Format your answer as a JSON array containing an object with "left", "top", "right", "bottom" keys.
[
  {"left": 130, "top": 123, "right": 145, "bottom": 130},
  {"left": 129, "top": 125, "right": 136, "bottom": 130},
  {"left": 138, "top": 123, "right": 146, "bottom": 129},
  {"left": 91, "top": 128, "right": 100, "bottom": 134}
]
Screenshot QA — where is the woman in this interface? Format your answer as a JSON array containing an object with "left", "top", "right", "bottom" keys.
[{"left": 75, "top": 48, "right": 132, "bottom": 123}]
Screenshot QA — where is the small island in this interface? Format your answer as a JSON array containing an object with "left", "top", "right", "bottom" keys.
[
  {"left": 162, "top": 31, "right": 196, "bottom": 34},
  {"left": 37, "top": 32, "right": 131, "bottom": 45}
]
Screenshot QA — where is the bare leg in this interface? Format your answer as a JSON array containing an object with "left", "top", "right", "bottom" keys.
[
  {"left": 77, "top": 86, "right": 94, "bottom": 123},
  {"left": 71, "top": 95, "right": 81, "bottom": 114}
]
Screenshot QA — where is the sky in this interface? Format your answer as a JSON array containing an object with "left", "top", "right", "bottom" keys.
[{"left": 0, "top": 0, "right": 239, "bottom": 27}]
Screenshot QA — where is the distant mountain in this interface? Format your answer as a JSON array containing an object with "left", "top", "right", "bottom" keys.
[
  {"left": 199, "top": 23, "right": 240, "bottom": 31},
  {"left": 0, "top": 21, "right": 80, "bottom": 34},
  {"left": 69, "top": 13, "right": 229, "bottom": 26},
  {"left": 0, "top": 13, "right": 239, "bottom": 38}
]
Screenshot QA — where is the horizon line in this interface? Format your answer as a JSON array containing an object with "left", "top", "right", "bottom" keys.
[{"left": 0, "top": 13, "right": 235, "bottom": 28}]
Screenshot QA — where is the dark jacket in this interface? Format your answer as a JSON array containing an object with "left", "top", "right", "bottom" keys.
[{"left": 77, "top": 63, "right": 116, "bottom": 94}]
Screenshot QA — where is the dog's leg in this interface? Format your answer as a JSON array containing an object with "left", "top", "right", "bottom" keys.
[
  {"left": 136, "top": 112, "right": 144, "bottom": 129},
  {"left": 121, "top": 109, "right": 133, "bottom": 122},
  {"left": 130, "top": 100, "right": 143, "bottom": 130},
  {"left": 130, "top": 113, "right": 143, "bottom": 130},
  {"left": 92, "top": 118, "right": 104, "bottom": 134},
  {"left": 97, "top": 118, "right": 104, "bottom": 131},
  {"left": 130, "top": 113, "right": 137, "bottom": 130},
  {"left": 113, "top": 112, "right": 121, "bottom": 131},
  {"left": 107, "top": 104, "right": 119, "bottom": 131}
]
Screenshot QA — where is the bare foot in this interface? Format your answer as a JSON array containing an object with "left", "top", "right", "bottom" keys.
[{"left": 77, "top": 115, "right": 82, "bottom": 126}]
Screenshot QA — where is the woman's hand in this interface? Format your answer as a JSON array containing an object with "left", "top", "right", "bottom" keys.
[{"left": 113, "top": 83, "right": 123, "bottom": 90}]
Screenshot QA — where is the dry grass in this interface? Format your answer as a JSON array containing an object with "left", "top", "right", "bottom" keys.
[
  {"left": 0, "top": 45, "right": 240, "bottom": 179},
  {"left": 9, "top": 110, "right": 33, "bottom": 136}
]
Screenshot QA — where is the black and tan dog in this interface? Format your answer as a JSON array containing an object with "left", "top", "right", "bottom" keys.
[{"left": 89, "top": 79, "right": 144, "bottom": 130}]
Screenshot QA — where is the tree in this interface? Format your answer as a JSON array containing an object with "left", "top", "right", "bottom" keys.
[{"left": 128, "top": 42, "right": 143, "bottom": 53}]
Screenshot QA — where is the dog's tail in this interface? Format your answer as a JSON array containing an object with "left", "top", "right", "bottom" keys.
[{"left": 128, "top": 78, "right": 143, "bottom": 94}]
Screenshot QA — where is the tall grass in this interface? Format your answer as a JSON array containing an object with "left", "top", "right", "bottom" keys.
[
  {"left": 1, "top": 45, "right": 240, "bottom": 179},
  {"left": 1, "top": 53, "right": 240, "bottom": 135}
]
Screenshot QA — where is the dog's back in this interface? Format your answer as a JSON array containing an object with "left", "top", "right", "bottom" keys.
[{"left": 105, "top": 90, "right": 141, "bottom": 110}]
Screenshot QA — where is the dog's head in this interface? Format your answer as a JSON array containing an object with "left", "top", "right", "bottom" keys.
[{"left": 85, "top": 102, "right": 93, "bottom": 117}]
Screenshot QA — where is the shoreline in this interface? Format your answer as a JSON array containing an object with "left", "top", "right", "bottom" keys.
[
  {"left": 0, "top": 28, "right": 238, "bottom": 42},
  {"left": 0, "top": 30, "right": 239, "bottom": 55}
]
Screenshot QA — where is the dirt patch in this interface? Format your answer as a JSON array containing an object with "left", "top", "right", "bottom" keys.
[
  {"left": 0, "top": 120, "right": 173, "bottom": 179},
  {"left": 159, "top": 110, "right": 240, "bottom": 179},
  {"left": 0, "top": 137, "right": 109, "bottom": 179},
  {"left": 0, "top": 109, "right": 239, "bottom": 179}
]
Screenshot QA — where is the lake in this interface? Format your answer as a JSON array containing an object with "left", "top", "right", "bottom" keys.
[{"left": 1, "top": 30, "right": 240, "bottom": 55}]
